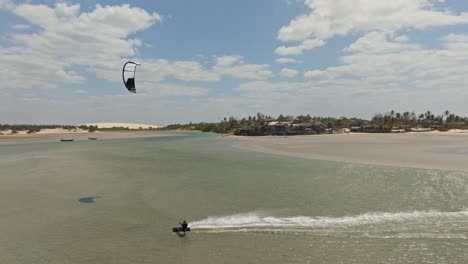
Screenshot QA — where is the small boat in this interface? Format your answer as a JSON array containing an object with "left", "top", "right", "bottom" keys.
[
  {"left": 88, "top": 137, "right": 97, "bottom": 140},
  {"left": 60, "top": 139, "right": 75, "bottom": 142}
]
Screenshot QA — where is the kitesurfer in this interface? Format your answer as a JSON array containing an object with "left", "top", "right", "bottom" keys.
[
  {"left": 180, "top": 220, "right": 188, "bottom": 231},
  {"left": 172, "top": 219, "right": 190, "bottom": 234}
]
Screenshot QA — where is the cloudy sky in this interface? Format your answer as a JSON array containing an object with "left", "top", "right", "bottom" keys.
[{"left": 1, "top": 0, "right": 468, "bottom": 124}]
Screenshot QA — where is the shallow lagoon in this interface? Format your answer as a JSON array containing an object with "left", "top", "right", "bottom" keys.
[{"left": 1, "top": 132, "right": 468, "bottom": 263}]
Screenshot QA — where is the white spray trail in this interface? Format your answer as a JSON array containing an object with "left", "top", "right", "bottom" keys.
[{"left": 191, "top": 210, "right": 468, "bottom": 230}]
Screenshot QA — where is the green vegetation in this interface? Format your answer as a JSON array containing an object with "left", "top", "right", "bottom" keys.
[
  {"left": 162, "top": 110, "right": 468, "bottom": 136},
  {"left": 88, "top": 125, "right": 98, "bottom": 132},
  {"left": 0, "top": 124, "right": 76, "bottom": 131},
  {"left": 371, "top": 110, "right": 468, "bottom": 130}
]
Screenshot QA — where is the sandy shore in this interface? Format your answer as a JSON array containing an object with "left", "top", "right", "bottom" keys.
[
  {"left": 234, "top": 132, "right": 468, "bottom": 171},
  {"left": 0, "top": 130, "right": 174, "bottom": 144}
]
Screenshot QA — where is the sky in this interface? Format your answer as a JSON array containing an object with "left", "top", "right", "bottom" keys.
[{"left": 1, "top": 0, "right": 468, "bottom": 125}]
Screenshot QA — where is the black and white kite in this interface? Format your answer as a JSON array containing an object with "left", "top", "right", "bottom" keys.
[{"left": 122, "top": 61, "right": 140, "bottom": 93}]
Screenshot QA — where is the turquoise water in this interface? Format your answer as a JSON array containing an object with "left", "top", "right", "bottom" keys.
[{"left": 1, "top": 132, "right": 468, "bottom": 263}]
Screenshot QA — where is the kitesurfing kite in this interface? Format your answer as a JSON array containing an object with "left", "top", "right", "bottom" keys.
[{"left": 122, "top": 61, "right": 140, "bottom": 93}]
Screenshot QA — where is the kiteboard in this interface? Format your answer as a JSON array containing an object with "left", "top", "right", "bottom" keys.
[{"left": 172, "top": 227, "right": 191, "bottom": 233}]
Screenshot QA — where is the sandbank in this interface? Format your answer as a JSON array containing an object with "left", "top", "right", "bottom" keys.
[{"left": 234, "top": 132, "right": 468, "bottom": 171}]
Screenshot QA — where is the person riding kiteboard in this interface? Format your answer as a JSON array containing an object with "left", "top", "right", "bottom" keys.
[
  {"left": 172, "top": 219, "right": 191, "bottom": 235},
  {"left": 180, "top": 220, "right": 188, "bottom": 231}
]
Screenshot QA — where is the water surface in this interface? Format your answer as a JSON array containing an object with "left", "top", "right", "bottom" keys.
[{"left": 1, "top": 132, "right": 467, "bottom": 263}]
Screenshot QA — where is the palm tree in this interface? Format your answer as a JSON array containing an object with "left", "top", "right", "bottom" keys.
[
  {"left": 425, "top": 111, "right": 431, "bottom": 120},
  {"left": 443, "top": 110, "right": 450, "bottom": 124}
]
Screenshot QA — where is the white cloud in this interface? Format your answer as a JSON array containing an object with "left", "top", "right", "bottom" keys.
[
  {"left": 394, "top": 35, "right": 409, "bottom": 43},
  {"left": 137, "top": 59, "right": 220, "bottom": 82},
  {"left": 275, "top": 57, "right": 300, "bottom": 64},
  {"left": 280, "top": 68, "right": 299, "bottom": 78},
  {"left": 137, "top": 82, "right": 208, "bottom": 97},
  {"left": 235, "top": 81, "right": 310, "bottom": 93},
  {"left": 215, "top": 63, "right": 273, "bottom": 80},
  {"left": 11, "top": 24, "right": 30, "bottom": 30},
  {"left": 0, "top": 2, "right": 273, "bottom": 93},
  {"left": 276, "top": 0, "right": 468, "bottom": 55},
  {"left": 79, "top": 81, "right": 206, "bottom": 111},
  {"left": 0, "top": 3, "right": 161, "bottom": 89},
  {"left": 18, "top": 97, "right": 66, "bottom": 105},
  {"left": 0, "top": 45, "right": 84, "bottom": 89},
  {"left": 119, "top": 55, "right": 273, "bottom": 84},
  {"left": 213, "top": 55, "right": 274, "bottom": 80},
  {"left": 445, "top": 34, "right": 468, "bottom": 43},
  {"left": 214, "top": 55, "right": 243, "bottom": 67},
  {"left": 74, "top": 89, "right": 87, "bottom": 94},
  {"left": 3, "top": 3, "right": 274, "bottom": 91},
  {"left": 275, "top": 38, "right": 325, "bottom": 55},
  {"left": 333, "top": 32, "right": 468, "bottom": 88},
  {"left": 345, "top": 32, "right": 420, "bottom": 54},
  {"left": 304, "top": 69, "right": 331, "bottom": 80},
  {"left": 231, "top": 32, "right": 468, "bottom": 118},
  {"left": 0, "top": 0, "right": 14, "bottom": 10}
]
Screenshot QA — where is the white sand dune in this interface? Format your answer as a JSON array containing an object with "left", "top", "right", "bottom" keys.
[
  {"left": 83, "top": 122, "right": 163, "bottom": 129},
  {"left": 36, "top": 128, "right": 88, "bottom": 134}
]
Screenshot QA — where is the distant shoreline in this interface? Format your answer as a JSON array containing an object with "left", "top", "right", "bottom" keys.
[
  {"left": 82, "top": 122, "right": 164, "bottom": 129},
  {"left": 2, "top": 128, "right": 467, "bottom": 139},
  {"left": 0, "top": 130, "right": 174, "bottom": 144},
  {"left": 0, "top": 122, "right": 165, "bottom": 136}
]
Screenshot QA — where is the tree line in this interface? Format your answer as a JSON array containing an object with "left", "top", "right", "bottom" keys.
[{"left": 162, "top": 110, "right": 468, "bottom": 135}]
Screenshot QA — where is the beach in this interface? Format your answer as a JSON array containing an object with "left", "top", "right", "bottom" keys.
[
  {"left": 235, "top": 132, "right": 468, "bottom": 172},
  {"left": 0, "top": 130, "right": 172, "bottom": 144}
]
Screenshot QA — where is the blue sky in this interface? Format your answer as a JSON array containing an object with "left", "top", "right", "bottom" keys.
[{"left": 1, "top": 0, "right": 468, "bottom": 125}]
